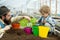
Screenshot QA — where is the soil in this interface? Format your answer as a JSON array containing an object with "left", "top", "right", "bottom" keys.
[{"left": 0, "top": 28, "right": 60, "bottom": 40}]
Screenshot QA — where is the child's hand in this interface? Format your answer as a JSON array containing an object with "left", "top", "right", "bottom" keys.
[{"left": 43, "top": 20, "right": 46, "bottom": 23}]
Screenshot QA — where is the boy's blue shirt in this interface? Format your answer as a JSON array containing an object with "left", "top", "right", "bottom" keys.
[{"left": 38, "top": 16, "right": 56, "bottom": 27}]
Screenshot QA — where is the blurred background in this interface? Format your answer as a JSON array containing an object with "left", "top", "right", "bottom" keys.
[{"left": 0, "top": 0, "right": 60, "bottom": 17}]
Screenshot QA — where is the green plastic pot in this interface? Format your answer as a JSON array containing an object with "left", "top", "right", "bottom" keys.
[{"left": 32, "top": 25, "right": 39, "bottom": 36}]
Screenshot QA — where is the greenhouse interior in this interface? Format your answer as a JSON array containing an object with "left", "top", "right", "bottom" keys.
[{"left": 0, "top": 0, "right": 60, "bottom": 40}]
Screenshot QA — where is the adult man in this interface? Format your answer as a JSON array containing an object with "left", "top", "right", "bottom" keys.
[{"left": 0, "top": 6, "right": 30, "bottom": 38}]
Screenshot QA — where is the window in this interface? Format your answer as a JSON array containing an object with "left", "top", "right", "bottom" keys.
[{"left": 40, "top": 0, "right": 60, "bottom": 16}]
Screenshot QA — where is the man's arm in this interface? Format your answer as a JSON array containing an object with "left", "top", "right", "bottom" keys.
[{"left": 11, "top": 16, "right": 31, "bottom": 23}]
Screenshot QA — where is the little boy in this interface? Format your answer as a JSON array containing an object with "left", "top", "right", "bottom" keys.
[{"left": 37, "top": 5, "right": 56, "bottom": 33}]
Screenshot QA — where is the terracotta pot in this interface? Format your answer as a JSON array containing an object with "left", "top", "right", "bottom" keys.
[{"left": 12, "top": 23, "right": 20, "bottom": 29}]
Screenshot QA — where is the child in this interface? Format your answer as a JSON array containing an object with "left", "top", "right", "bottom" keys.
[{"left": 37, "top": 5, "right": 56, "bottom": 34}]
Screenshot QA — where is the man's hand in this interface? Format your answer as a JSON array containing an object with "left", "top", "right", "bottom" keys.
[
  {"left": 23, "top": 16, "right": 31, "bottom": 21},
  {"left": 3, "top": 25, "right": 11, "bottom": 31}
]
